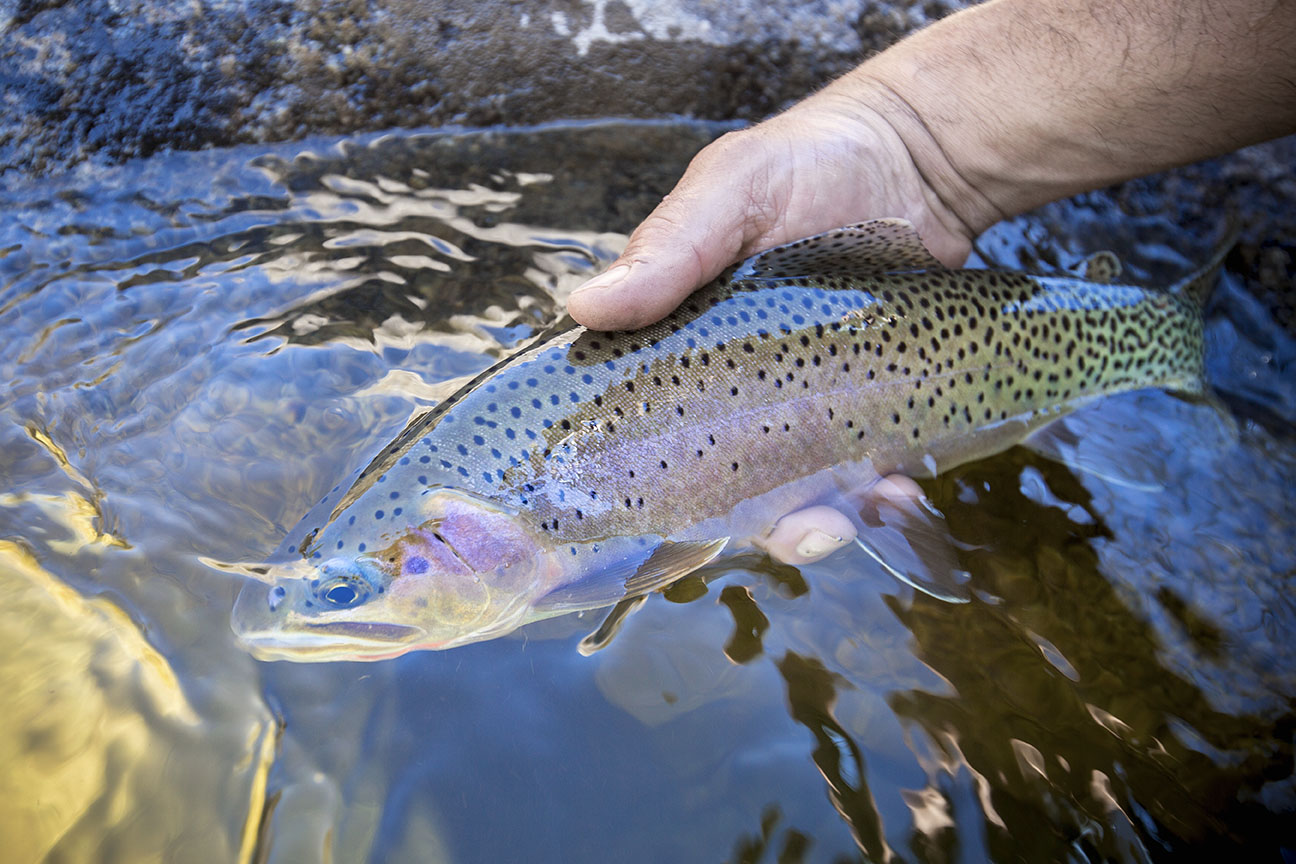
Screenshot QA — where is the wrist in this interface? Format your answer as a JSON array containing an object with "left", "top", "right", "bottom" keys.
[
  {"left": 826, "top": 69, "right": 1010, "bottom": 242},
  {"left": 841, "top": 0, "right": 1296, "bottom": 231}
]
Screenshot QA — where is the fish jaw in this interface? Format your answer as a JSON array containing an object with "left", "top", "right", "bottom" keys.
[
  {"left": 231, "top": 494, "right": 563, "bottom": 661},
  {"left": 230, "top": 554, "right": 554, "bottom": 662},
  {"left": 231, "top": 600, "right": 428, "bottom": 662},
  {"left": 231, "top": 557, "right": 427, "bottom": 661}
]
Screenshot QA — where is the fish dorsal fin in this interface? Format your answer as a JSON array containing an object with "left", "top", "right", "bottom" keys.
[
  {"left": 1082, "top": 251, "right": 1122, "bottom": 284},
  {"left": 737, "top": 219, "right": 945, "bottom": 280}
]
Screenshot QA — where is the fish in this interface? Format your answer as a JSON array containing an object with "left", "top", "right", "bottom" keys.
[{"left": 231, "top": 218, "right": 1225, "bottom": 661}]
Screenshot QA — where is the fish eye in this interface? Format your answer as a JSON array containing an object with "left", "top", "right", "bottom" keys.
[{"left": 317, "top": 577, "right": 371, "bottom": 608}]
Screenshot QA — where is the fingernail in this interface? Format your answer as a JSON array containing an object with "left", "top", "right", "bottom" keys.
[
  {"left": 571, "top": 263, "right": 631, "bottom": 296},
  {"left": 795, "top": 528, "right": 847, "bottom": 560}
]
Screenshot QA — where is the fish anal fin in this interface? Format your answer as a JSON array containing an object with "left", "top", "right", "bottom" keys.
[
  {"left": 1023, "top": 417, "right": 1166, "bottom": 493},
  {"left": 1082, "top": 251, "right": 1122, "bottom": 284},
  {"left": 1171, "top": 223, "right": 1239, "bottom": 307},
  {"left": 854, "top": 477, "right": 972, "bottom": 603},
  {"left": 1165, "top": 390, "right": 1240, "bottom": 445},
  {"left": 738, "top": 219, "right": 945, "bottom": 281}
]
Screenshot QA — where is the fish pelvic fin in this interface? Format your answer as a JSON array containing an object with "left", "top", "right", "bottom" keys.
[
  {"left": 853, "top": 478, "right": 973, "bottom": 603},
  {"left": 1171, "top": 222, "right": 1240, "bottom": 308},
  {"left": 736, "top": 218, "right": 945, "bottom": 281}
]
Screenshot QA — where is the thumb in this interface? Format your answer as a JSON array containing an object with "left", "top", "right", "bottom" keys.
[{"left": 568, "top": 142, "right": 771, "bottom": 331}]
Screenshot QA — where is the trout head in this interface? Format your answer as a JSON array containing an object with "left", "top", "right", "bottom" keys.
[{"left": 232, "top": 488, "right": 553, "bottom": 661}]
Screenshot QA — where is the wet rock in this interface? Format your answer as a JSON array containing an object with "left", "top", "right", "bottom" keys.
[{"left": 0, "top": 0, "right": 959, "bottom": 178}]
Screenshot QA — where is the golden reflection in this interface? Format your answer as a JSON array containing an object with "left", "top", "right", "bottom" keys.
[
  {"left": 236, "top": 720, "right": 281, "bottom": 864},
  {"left": 0, "top": 491, "right": 128, "bottom": 554},
  {"left": 0, "top": 539, "right": 196, "bottom": 862},
  {"left": 18, "top": 425, "right": 128, "bottom": 551},
  {"left": 0, "top": 486, "right": 274, "bottom": 863},
  {"left": 26, "top": 425, "right": 91, "bottom": 493}
]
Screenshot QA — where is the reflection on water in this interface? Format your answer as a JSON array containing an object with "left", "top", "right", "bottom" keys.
[{"left": 1, "top": 121, "right": 1292, "bottom": 862}]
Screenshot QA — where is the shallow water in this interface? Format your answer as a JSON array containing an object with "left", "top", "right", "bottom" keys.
[{"left": 1, "top": 120, "right": 1292, "bottom": 863}]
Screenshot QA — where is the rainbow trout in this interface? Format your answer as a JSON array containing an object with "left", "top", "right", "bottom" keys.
[{"left": 232, "top": 219, "right": 1221, "bottom": 661}]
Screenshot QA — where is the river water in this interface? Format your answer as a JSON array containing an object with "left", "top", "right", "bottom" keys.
[{"left": 1, "top": 120, "right": 1292, "bottom": 863}]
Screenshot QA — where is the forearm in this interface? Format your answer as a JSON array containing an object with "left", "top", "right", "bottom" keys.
[{"left": 848, "top": 0, "right": 1296, "bottom": 233}]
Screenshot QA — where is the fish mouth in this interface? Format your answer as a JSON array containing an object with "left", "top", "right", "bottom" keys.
[
  {"left": 231, "top": 578, "right": 428, "bottom": 662},
  {"left": 235, "top": 620, "right": 428, "bottom": 662}
]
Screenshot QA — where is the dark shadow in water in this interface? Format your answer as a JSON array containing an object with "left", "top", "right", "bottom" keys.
[
  {"left": 884, "top": 447, "right": 1296, "bottom": 861},
  {"left": 726, "top": 805, "right": 813, "bottom": 864},
  {"left": 701, "top": 432, "right": 1294, "bottom": 862},
  {"left": 719, "top": 585, "right": 771, "bottom": 665},
  {"left": 778, "top": 652, "right": 892, "bottom": 863}
]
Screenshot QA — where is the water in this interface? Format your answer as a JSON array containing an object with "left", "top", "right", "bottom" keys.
[{"left": 1, "top": 120, "right": 1292, "bottom": 863}]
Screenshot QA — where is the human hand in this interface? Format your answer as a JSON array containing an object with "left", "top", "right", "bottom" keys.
[
  {"left": 564, "top": 77, "right": 985, "bottom": 569},
  {"left": 565, "top": 82, "right": 984, "bottom": 571},
  {"left": 566, "top": 78, "right": 979, "bottom": 332}
]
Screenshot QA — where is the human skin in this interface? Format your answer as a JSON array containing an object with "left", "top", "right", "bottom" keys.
[
  {"left": 565, "top": 0, "right": 1296, "bottom": 565},
  {"left": 568, "top": 0, "right": 1296, "bottom": 333}
]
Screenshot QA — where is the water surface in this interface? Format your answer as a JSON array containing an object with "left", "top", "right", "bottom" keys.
[{"left": 1, "top": 120, "right": 1292, "bottom": 863}]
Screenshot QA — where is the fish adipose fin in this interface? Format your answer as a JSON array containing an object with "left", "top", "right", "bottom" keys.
[
  {"left": 852, "top": 477, "right": 972, "bottom": 603},
  {"left": 1081, "top": 251, "right": 1122, "bottom": 284},
  {"left": 737, "top": 218, "right": 946, "bottom": 280},
  {"left": 535, "top": 537, "right": 730, "bottom": 615}
]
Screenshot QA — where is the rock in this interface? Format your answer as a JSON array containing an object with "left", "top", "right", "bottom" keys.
[{"left": 0, "top": 0, "right": 959, "bottom": 178}]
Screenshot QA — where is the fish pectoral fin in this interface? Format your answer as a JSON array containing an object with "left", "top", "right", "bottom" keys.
[
  {"left": 735, "top": 219, "right": 945, "bottom": 281},
  {"left": 1023, "top": 414, "right": 1167, "bottom": 493},
  {"left": 572, "top": 538, "right": 729, "bottom": 655},
  {"left": 855, "top": 477, "right": 972, "bottom": 603},
  {"left": 576, "top": 595, "right": 648, "bottom": 656},
  {"left": 1081, "top": 250, "right": 1122, "bottom": 284},
  {"left": 535, "top": 537, "right": 730, "bottom": 616},
  {"left": 622, "top": 537, "right": 730, "bottom": 595}
]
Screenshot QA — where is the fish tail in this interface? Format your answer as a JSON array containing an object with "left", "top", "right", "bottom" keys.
[
  {"left": 1170, "top": 221, "right": 1240, "bottom": 308},
  {"left": 1161, "top": 223, "right": 1240, "bottom": 400}
]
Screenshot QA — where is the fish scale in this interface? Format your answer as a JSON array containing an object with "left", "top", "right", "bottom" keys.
[{"left": 233, "top": 219, "right": 1221, "bottom": 661}]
